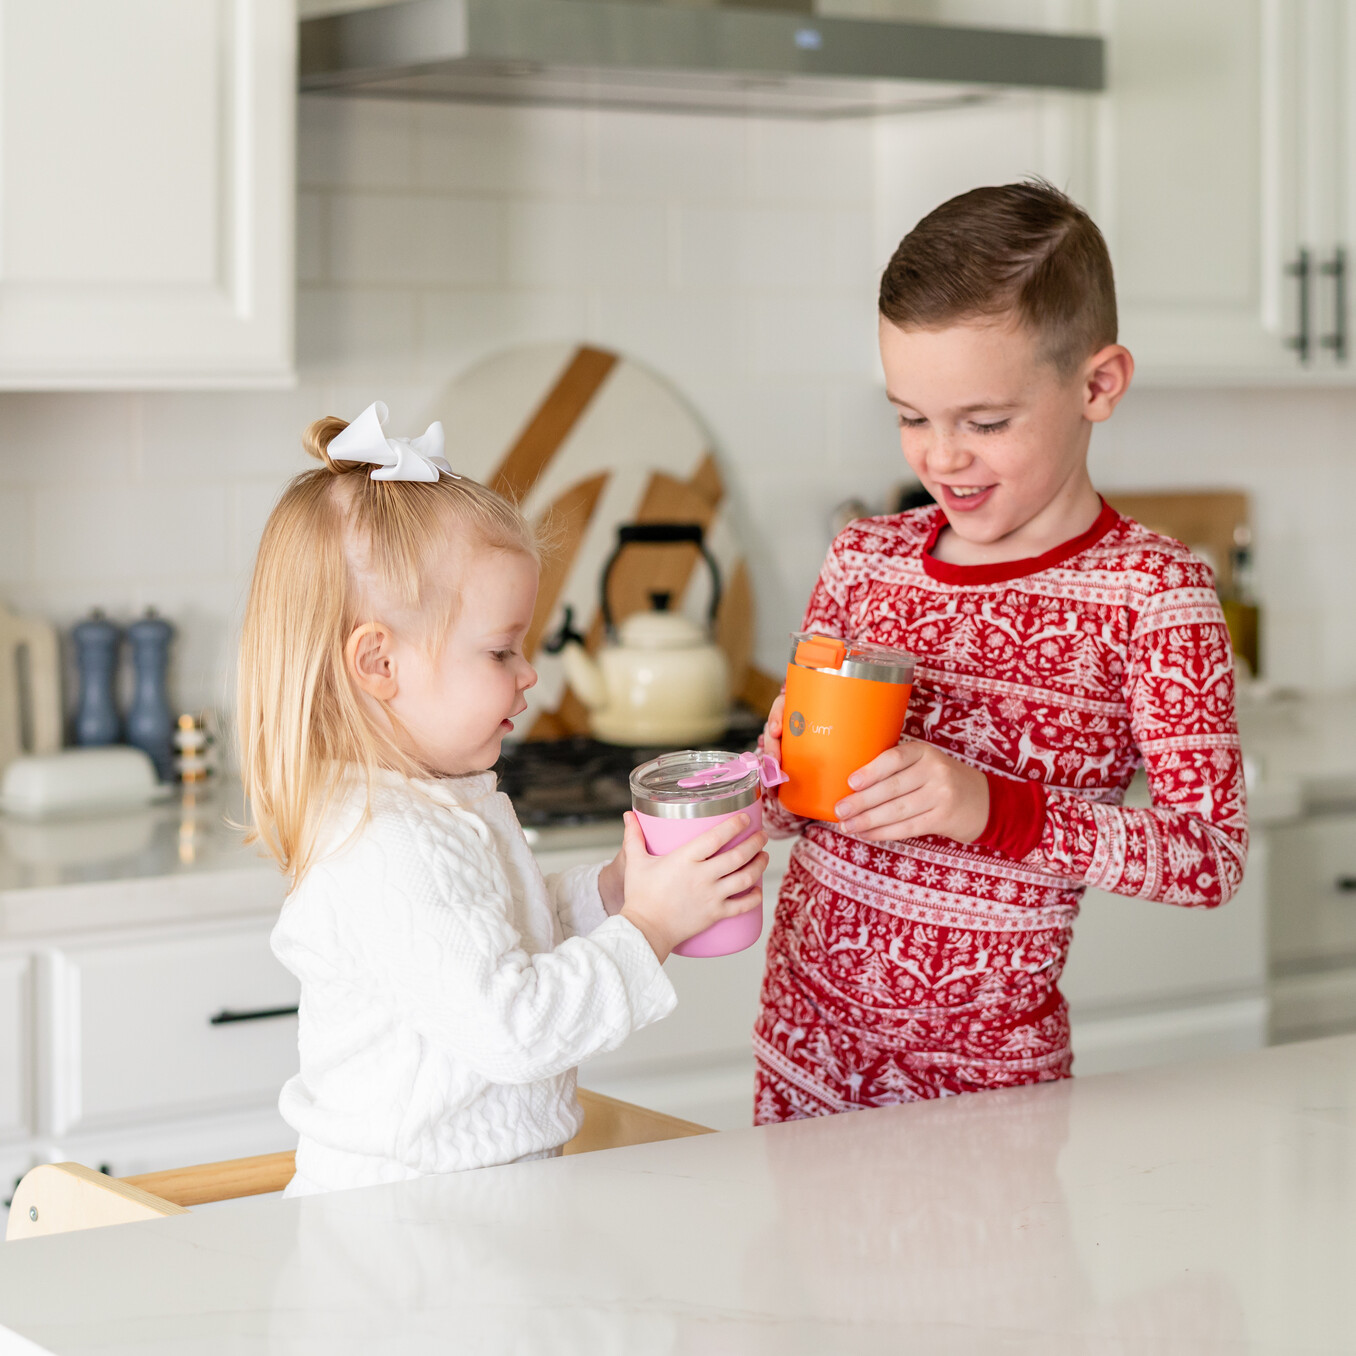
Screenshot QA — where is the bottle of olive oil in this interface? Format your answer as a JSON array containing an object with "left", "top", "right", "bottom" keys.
[{"left": 1221, "top": 524, "right": 1261, "bottom": 678}]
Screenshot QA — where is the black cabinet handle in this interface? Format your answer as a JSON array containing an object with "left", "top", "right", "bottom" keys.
[
  {"left": 1288, "top": 248, "right": 1312, "bottom": 362},
  {"left": 209, "top": 1005, "right": 298, "bottom": 1026},
  {"left": 1322, "top": 247, "right": 1347, "bottom": 361},
  {"left": 1335, "top": 877, "right": 1356, "bottom": 893}
]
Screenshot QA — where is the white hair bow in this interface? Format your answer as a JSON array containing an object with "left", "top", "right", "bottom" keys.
[{"left": 328, "top": 401, "right": 457, "bottom": 483}]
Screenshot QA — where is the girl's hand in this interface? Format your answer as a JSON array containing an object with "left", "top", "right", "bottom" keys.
[
  {"left": 761, "top": 693, "right": 786, "bottom": 776},
  {"left": 619, "top": 811, "right": 769, "bottom": 963},
  {"left": 835, "top": 740, "right": 990, "bottom": 844},
  {"left": 598, "top": 848, "right": 626, "bottom": 916}
]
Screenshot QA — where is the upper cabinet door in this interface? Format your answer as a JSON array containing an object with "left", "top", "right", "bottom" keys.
[
  {"left": 1090, "top": 0, "right": 1313, "bottom": 384},
  {"left": 0, "top": 0, "right": 295, "bottom": 389}
]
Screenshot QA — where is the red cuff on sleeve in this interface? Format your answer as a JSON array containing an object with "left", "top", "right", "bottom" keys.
[{"left": 976, "top": 773, "right": 1047, "bottom": 859}]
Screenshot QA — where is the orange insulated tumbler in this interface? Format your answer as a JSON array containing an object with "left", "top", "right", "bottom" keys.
[{"left": 779, "top": 632, "right": 916, "bottom": 822}]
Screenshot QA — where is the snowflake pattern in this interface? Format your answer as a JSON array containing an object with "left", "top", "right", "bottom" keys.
[{"left": 755, "top": 506, "right": 1248, "bottom": 1126}]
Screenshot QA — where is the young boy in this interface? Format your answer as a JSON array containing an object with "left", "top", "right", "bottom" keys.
[{"left": 755, "top": 181, "right": 1248, "bottom": 1123}]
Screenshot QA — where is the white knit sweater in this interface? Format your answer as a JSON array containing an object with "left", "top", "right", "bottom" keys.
[{"left": 271, "top": 768, "right": 676, "bottom": 1196}]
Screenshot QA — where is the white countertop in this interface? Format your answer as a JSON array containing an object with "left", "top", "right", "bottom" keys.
[{"left": 0, "top": 1034, "right": 1353, "bottom": 1353}]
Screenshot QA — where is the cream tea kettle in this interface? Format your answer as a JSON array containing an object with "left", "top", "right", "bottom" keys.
[{"left": 546, "top": 523, "right": 730, "bottom": 746}]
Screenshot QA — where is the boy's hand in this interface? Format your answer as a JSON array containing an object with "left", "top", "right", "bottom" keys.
[
  {"left": 761, "top": 693, "right": 786, "bottom": 774},
  {"left": 835, "top": 740, "right": 990, "bottom": 844},
  {"left": 619, "top": 811, "right": 768, "bottom": 963}
]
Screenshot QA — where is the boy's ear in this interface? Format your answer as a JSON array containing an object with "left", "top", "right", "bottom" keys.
[
  {"left": 345, "top": 621, "right": 399, "bottom": 702},
  {"left": 1082, "top": 344, "right": 1134, "bottom": 423}
]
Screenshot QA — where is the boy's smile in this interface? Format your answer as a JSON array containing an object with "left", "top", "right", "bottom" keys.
[{"left": 879, "top": 315, "right": 1132, "bottom": 566}]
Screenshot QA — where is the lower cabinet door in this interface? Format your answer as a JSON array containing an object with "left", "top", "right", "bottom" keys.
[
  {"left": 0, "top": 955, "right": 33, "bottom": 1143},
  {"left": 47, "top": 923, "right": 300, "bottom": 1135},
  {"left": 1268, "top": 812, "right": 1356, "bottom": 971}
]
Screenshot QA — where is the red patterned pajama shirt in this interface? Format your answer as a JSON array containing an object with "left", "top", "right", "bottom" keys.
[{"left": 754, "top": 501, "right": 1249, "bottom": 1125}]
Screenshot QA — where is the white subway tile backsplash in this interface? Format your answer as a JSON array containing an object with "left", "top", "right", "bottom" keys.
[
  {"left": 747, "top": 119, "right": 873, "bottom": 207},
  {"left": 593, "top": 110, "right": 749, "bottom": 202},
  {"left": 298, "top": 97, "right": 414, "bottom": 192},
  {"left": 140, "top": 391, "right": 319, "bottom": 482},
  {"left": 229, "top": 480, "right": 286, "bottom": 579},
  {"left": 674, "top": 206, "right": 838, "bottom": 291},
  {"left": 420, "top": 290, "right": 589, "bottom": 378},
  {"left": 296, "top": 191, "right": 328, "bottom": 285},
  {"left": 329, "top": 194, "right": 503, "bottom": 286},
  {"left": 0, "top": 488, "right": 32, "bottom": 586},
  {"left": 587, "top": 290, "right": 749, "bottom": 392},
  {"left": 33, "top": 483, "right": 228, "bottom": 584},
  {"left": 505, "top": 200, "right": 670, "bottom": 289},
  {"left": 296, "top": 287, "right": 421, "bottom": 378},
  {"left": 416, "top": 103, "right": 589, "bottom": 197},
  {"left": 0, "top": 393, "right": 139, "bottom": 487},
  {"left": 748, "top": 293, "right": 878, "bottom": 379}
]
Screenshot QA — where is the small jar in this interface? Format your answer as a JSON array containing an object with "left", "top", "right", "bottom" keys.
[{"left": 630, "top": 750, "right": 764, "bottom": 958}]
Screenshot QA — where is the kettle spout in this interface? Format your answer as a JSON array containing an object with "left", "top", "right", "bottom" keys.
[
  {"left": 544, "top": 607, "right": 608, "bottom": 711},
  {"left": 560, "top": 642, "right": 607, "bottom": 711}
]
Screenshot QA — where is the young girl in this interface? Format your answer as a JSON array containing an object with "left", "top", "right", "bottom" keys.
[{"left": 238, "top": 402, "right": 767, "bottom": 1196}]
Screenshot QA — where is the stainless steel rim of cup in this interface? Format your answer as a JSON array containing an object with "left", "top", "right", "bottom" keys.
[
  {"left": 787, "top": 656, "right": 915, "bottom": 685},
  {"left": 785, "top": 634, "right": 915, "bottom": 686},
  {"left": 630, "top": 750, "right": 762, "bottom": 819}
]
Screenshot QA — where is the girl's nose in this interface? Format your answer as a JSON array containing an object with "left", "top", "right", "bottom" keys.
[{"left": 521, "top": 661, "right": 538, "bottom": 691}]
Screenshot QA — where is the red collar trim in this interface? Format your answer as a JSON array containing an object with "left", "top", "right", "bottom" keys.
[{"left": 922, "top": 498, "right": 1120, "bottom": 585}]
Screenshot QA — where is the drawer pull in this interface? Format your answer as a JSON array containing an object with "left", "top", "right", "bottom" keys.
[
  {"left": 209, "top": 1005, "right": 298, "bottom": 1026},
  {"left": 1336, "top": 877, "right": 1356, "bottom": 893}
]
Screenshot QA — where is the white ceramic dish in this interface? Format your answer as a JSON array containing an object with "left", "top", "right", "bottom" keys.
[{"left": 0, "top": 747, "right": 171, "bottom": 819}]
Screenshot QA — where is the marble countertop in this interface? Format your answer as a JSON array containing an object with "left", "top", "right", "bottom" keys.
[
  {"left": 0, "top": 780, "right": 284, "bottom": 938},
  {"left": 0, "top": 1034, "right": 1352, "bottom": 1353}
]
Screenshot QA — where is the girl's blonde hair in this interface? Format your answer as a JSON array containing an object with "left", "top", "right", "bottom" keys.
[{"left": 238, "top": 415, "right": 537, "bottom": 886}]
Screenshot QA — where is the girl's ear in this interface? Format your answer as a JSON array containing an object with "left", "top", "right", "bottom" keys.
[{"left": 345, "top": 622, "right": 399, "bottom": 702}]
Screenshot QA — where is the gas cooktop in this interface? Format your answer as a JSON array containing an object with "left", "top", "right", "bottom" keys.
[{"left": 494, "top": 728, "right": 759, "bottom": 847}]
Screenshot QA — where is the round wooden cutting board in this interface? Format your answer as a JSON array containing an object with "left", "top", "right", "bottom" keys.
[{"left": 422, "top": 343, "right": 774, "bottom": 740}]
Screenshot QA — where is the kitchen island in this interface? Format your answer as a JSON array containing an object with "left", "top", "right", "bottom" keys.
[{"left": 0, "top": 1035, "right": 1352, "bottom": 1353}]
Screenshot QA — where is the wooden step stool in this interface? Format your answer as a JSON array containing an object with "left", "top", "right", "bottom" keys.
[{"left": 5, "top": 1089, "right": 710, "bottom": 1241}]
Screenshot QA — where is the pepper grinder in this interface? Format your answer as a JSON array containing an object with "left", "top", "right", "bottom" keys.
[
  {"left": 126, "top": 609, "right": 175, "bottom": 782},
  {"left": 71, "top": 611, "right": 122, "bottom": 746}
]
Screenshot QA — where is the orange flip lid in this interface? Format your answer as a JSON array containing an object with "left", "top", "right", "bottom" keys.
[{"left": 794, "top": 635, "right": 847, "bottom": 669}]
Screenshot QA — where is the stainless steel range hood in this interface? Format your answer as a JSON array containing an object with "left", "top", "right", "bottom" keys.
[{"left": 299, "top": 1, "right": 1104, "bottom": 120}]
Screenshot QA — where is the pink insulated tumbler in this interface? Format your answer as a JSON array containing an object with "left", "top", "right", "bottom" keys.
[{"left": 630, "top": 749, "right": 771, "bottom": 958}]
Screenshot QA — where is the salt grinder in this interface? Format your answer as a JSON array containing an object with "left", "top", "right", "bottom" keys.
[
  {"left": 126, "top": 610, "right": 175, "bottom": 782},
  {"left": 71, "top": 611, "right": 121, "bottom": 746}
]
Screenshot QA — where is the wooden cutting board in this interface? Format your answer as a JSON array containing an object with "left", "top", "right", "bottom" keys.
[
  {"left": 1104, "top": 490, "right": 1250, "bottom": 593},
  {"left": 424, "top": 343, "right": 771, "bottom": 738}
]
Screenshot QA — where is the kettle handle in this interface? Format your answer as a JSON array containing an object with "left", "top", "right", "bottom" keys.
[{"left": 599, "top": 522, "right": 723, "bottom": 638}]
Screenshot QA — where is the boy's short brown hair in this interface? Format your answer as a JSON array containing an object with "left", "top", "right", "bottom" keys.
[{"left": 878, "top": 179, "right": 1117, "bottom": 375}]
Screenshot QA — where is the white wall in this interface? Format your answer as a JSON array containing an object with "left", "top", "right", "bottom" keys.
[{"left": 0, "top": 94, "right": 1346, "bottom": 728}]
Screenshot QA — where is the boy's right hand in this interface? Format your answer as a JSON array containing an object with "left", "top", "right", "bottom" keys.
[{"left": 619, "top": 811, "right": 768, "bottom": 963}]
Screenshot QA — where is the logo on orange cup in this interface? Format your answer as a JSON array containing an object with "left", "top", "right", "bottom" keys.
[{"left": 788, "top": 711, "right": 805, "bottom": 737}]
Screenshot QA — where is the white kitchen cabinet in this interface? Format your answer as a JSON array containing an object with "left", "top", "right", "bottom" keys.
[
  {"left": 1081, "top": 0, "right": 1356, "bottom": 384},
  {"left": 1267, "top": 807, "right": 1356, "bottom": 1041},
  {"left": 0, "top": 954, "right": 33, "bottom": 1143},
  {"left": 1062, "top": 838, "right": 1269, "bottom": 1074},
  {"left": 0, "top": 0, "right": 295, "bottom": 389},
  {"left": 42, "top": 922, "right": 299, "bottom": 1136}
]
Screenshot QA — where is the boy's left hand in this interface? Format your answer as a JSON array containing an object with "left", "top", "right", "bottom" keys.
[{"left": 835, "top": 740, "right": 990, "bottom": 844}]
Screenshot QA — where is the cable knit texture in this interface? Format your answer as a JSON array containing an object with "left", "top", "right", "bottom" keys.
[{"left": 272, "top": 769, "right": 676, "bottom": 1196}]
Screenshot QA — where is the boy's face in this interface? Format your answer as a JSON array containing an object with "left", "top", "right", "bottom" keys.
[{"left": 879, "top": 315, "right": 1104, "bottom": 548}]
